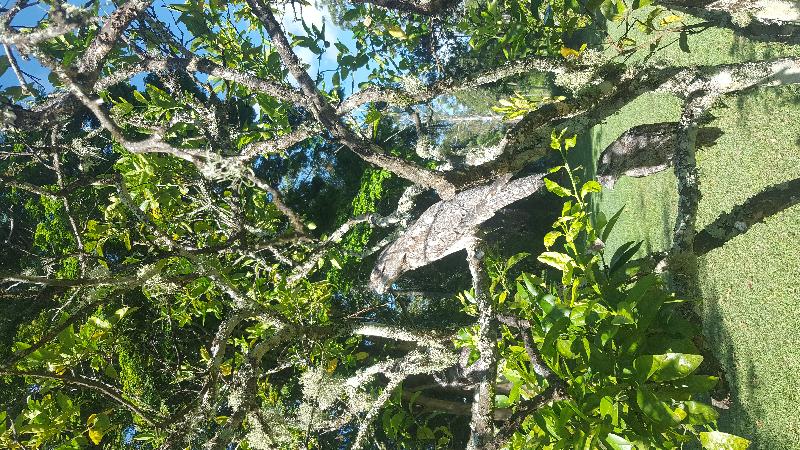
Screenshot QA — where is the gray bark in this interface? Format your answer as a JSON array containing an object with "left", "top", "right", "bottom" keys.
[{"left": 369, "top": 173, "right": 545, "bottom": 293}]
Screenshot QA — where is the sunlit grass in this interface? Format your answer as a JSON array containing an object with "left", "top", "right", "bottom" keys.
[{"left": 577, "top": 19, "right": 800, "bottom": 449}]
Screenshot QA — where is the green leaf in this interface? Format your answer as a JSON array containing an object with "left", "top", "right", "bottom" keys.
[
  {"left": 544, "top": 178, "right": 571, "bottom": 197},
  {"left": 604, "top": 433, "right": 633, "bottom": 450},
  {"left": 58, "top": 325, "right": 76, "bottom": 349},
  {"left": 390, "top": 410, "right": 405, "bottom": 430},
  {"left": 543, "top": 231, "right": 562, "bottom": 247},
  {"left": 538, "top": 252, "right": 573, "bottom": 271},
  {"left": 684, "top": 401, "right": 719, "bottom": 425},
  {"left": 56, "top": 392, "right": 73, "bottom": 411},
  {"left": 168, "top": 3, "right": 192, "bottom": 12},
  {"left": 542, "top": 317, "right": 570, "bottom": 359},
  {"left": 601, "top": 206, "right": 625, "bottom": 242},
  {"left": 550, "top": 129, "right": 562, "bottom": 150},
  {"left": 88, "top": 316, "right": 112, "bottom": 330},
  {"left": 672, "top": 375, "right": 719, "bottom": 393},
  {"left": 556, "top": 337, "right": 578, "bottom": 358},
  {"left": 0, "top": 56, "right": 9, "bottom": 75},
  {"left": 699, "top": 431, "right": 751, "bottom": 450},
  {"left": 537, "top": 294, "right": 558, "bottom": 316},
  {"left": 506, "top": 252, "right": 530, "bottom": 269},
  {"left": 609, "top": 241, "right": 642, "bottom": 274},
  {"left": 625, "top": 273, "right": 657, "bottom": 308},
  {"left": 634, "top": 353, "right": 703, "bottom": 382},
  {"left": 417, "top": 425, "right": 435, "bottom": 440},
  {"left": 200, "top": 346, "right": 211, "bottom": 363},
  {"left": 636, "top": 386, "right": 680, "bottom": 426},
  {"left": 87, "top": 413, "right": 112, "bottom": 445},
  {"left": 387, "top": 26, "right": 406, "bottom": 39},
  {"left": 564, "top": 134, "right": 577, "bottom": 150},
  {"left": 580, "top": 180, "right": 602, "bottom": 198},
  {"left": 616, "top": 0, "right": 627, "bottom": 16}
]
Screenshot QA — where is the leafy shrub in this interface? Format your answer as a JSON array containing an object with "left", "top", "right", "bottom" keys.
[{"left": 460, "top": 131, "right": 749, "bottom": 449}]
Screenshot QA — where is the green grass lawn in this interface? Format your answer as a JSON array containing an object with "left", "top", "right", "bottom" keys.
[{"left": 575, "top": 14, "right": 800, "bottom": 449}]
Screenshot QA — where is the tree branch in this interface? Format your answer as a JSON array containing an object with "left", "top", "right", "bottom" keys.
[
  {"left": 3, "top": 43, "right": 30, "bottom": 96},
  {"left": 349, "top": 0, "right": 462, "bottom": 15},
  {"left": 244, "top": 169, "right": 307, "bottom": 235},
  {"left": 0, "top": 369, "right": 158, "bottom": 426},
  {"left": 244, "top": 0, "right": 456, "bottom": 198},
  {"left": 465, "top": 237, "right": 498, "bottom": 450},
  {"left": 656, "top": 0, "right": 800, "bottom": 45},
  {"left": 337, "top": 56, "right": 568, "bottom": 114},
  {"left": 95, "top": 56, "right": 306, "bottom": 106},
  {"left": 75, "top": 0, "right": 154, "bottom": 83},
  {"left": 1, "top": 298, "right": 102, "bottom": 369},
  {"left": 485, "top": 384, "right": 568, "bottom": 450}
]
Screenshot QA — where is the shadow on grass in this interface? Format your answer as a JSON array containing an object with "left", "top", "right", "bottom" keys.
[
  {"left": 698, "top": 280, "right": 793, "bottom": 450},
  {"left": 695, "top": 177, "right": 800, "bottom": 255},
  {"left": 677, "top": 175, "right": 800, "bottom": 449}
]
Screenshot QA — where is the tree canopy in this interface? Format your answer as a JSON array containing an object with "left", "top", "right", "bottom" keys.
[{"left": 1, "top": 0, "right": 797, "bottom": 448}]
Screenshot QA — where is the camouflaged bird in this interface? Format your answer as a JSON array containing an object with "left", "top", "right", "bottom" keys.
[
  {"left": 596, "top": 122, "right": 678, "bottom": 189},
  {"left": 369, "top": 173, "right": 545, "bottom": 293},
  {"left": 369, "top": 121, "right": 721, "bottom": 293}
]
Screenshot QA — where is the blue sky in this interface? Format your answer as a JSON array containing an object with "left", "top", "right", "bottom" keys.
[{"left": 1, "top": 0, "right": 369, "bottom": 99}]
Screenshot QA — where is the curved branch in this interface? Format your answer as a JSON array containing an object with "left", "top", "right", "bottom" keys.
[{"left": 0, "top": 369, "right": 158, "bottom": 426}]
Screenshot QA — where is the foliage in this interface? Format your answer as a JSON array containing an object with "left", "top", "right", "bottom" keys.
[
  {"left": 453, "top": 132, "right": 749, "bottom": 448},
  {"left": 0, "top": 0, "right": 789, "bottom": 447}
]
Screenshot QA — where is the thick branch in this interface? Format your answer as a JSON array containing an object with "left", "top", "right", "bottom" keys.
[
  {"left": 671, "top": 96, "right": 709, "bottom": 256},
  {"left": 370, "top": 173, "right": 544, "bottom": 292},
  {"left": 657, "top": 0, "right": 800, "bottom": 45},
  {"left": 76, "top": 0, "right": 154, "bottom": 83},
  {"left": 596, "top": 122, "right": 679, "bottom": 188},
  {"left": 465, "top": 238, "right": 497, "bottom": 450}
]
